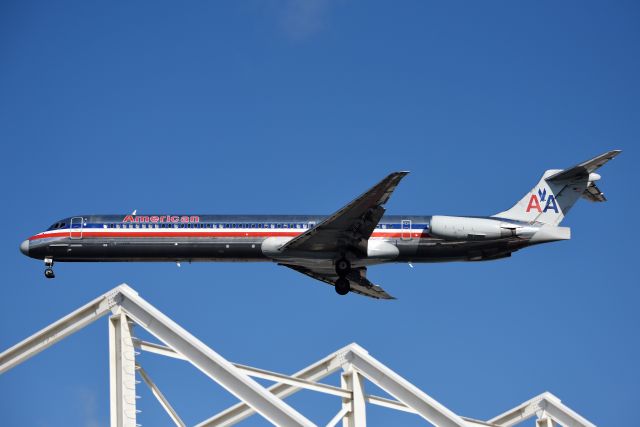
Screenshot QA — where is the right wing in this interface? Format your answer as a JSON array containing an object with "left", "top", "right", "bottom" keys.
[{"left": 281, "top": 264, "right": 395, "bottom": 300}]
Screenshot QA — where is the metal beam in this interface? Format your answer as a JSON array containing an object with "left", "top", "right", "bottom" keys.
[
  {"left": 341, "top": 368, "right": 366, "bottom": 427},
  {"left": 199, "top": 343, "right": 472, "bottom": 427},
  {"left": 326, "top": 407, "right": 350, "bottom": 427},
  {"left": 0, "top": 284, "right": 597, "bottom": 427},
  {"left": 135, "top": 340, "right": 350, "bottom": 399},
  {"left": 539, "top": 394, "right": 595, "bottom": 427},
  {"left": 341, "top": 371, "right": 353, "bottom": 427},
  {"left": 109, "top": 312, "right": 138, "bottom": 427},
  {"left": 488, "top": 392, "right": 595, "bottom": 427},
  {"left": 365, "top": 394, "right": 416, "bottom": 414},
  {"left": 114, "top": 284, "right": 316, "bottom": 427},
  {"left": 139, "top": 339, "right": 457, "bottom": 424},
  {"left": 0, "top": 287, "right": 121, "bottom": 374},
  {"left": 197, "top": 344, "right": 348, "bottom": 427},
  {"left": 345, "top": 344, "right": 468, "bottom": 427}
]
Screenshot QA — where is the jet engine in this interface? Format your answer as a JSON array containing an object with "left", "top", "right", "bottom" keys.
[
  {"left": 430, "top": 216, "right": 517, "bottom": 240},
  {"left": 367, "top": 240, "right": 399, "bottom": 259},
  {"left": 261, "top": 237, "right": 293, "bottom": 257}
]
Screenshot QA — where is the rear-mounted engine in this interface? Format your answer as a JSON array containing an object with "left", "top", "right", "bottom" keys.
[{"left": 430, "top": 216, "right": 517, "bottom": 240}]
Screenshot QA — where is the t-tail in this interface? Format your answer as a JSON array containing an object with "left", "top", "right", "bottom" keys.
[{"left": 493, "top": 150, "right": 621, "bottom": 226}]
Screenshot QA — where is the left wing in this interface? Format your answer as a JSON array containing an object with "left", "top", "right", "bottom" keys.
[
  {"left": 546, "top": 149, "right": 621, "bottom": 182},
  {"left": 281, "top": 264, "right": 395, "bottom": 300},
  {"left": 279, "top": 171, "right": 409, "bottom": 255}
]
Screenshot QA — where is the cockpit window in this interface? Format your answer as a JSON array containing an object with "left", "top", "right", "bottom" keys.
[{"left": 48, "top": 222, "right": 67, "bottom": 230}]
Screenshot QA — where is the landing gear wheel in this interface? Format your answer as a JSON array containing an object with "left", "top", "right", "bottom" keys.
[
  {"left": 335, "top": 258, "right": 351, "bottom": 277},
  {"left": 335, "top": 277, "right": 350, "bottom": 295},
  {"left": 44, "top": 268, "right": 55, "bottom": 279}
]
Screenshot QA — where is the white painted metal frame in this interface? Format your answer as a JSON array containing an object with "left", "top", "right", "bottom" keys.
[
  {"left": 109, "top": 311, "right": 138, "bottom": 427},
  {"left": 0, "top": 284, "right": 597, "bottom": 427}
]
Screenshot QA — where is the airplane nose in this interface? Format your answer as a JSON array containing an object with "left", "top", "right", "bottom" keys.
[{"left": 20, "top": 240, "right": 29, "bottom": 256}]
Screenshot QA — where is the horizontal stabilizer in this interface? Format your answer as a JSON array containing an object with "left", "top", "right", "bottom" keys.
[
  {"left": 546, "top": 150, "right": 621, "bottom": 182},
  {"left": 582, "top": 181, "right": 607, "bottom": 202}
]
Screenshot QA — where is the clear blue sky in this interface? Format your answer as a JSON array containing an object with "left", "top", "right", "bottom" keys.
[{"left": 1, "top": 1, "right": 638, "bottom": 426}]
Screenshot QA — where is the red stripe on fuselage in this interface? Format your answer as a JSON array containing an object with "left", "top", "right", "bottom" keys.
[{"left": 28, "top": 231, "right": 426, "bottom": 240}]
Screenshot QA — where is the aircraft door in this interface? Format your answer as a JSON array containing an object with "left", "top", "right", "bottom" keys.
[
  {"left": 401, "top": 219, "right": 412, "bottom": 240},
  {"left": 70, "top": 217, "right": 83, "bottom": 239}
]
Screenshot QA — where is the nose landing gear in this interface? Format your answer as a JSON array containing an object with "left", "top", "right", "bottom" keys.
[{"left": 44, "top": 257, "right": 55, "bottom": 279}]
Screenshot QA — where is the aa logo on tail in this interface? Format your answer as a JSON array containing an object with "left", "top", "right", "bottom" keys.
[{"left": 526, "top": 188, "right": 559, "bottom": 213}]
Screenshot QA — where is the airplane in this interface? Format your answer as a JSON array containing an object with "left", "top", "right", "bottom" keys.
[{"left": 20, "top": 150, "right": 620, "bottom": 299}]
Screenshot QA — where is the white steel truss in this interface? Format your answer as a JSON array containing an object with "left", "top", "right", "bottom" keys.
[{"left": 0, "top": 284, "right": 596, "bottom": 427}]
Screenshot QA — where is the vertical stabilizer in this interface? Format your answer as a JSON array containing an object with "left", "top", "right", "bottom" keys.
[{"left": 493, "top": 150, "right": 620, "bottom": 225}]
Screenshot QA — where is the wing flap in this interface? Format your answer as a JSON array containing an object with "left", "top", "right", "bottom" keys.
[{"left": 281, "top": 264, "right": 395, "bottom": 300}]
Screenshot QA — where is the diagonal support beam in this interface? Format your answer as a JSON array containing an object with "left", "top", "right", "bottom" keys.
[
  {"left": 196, "top": 344, "right": 349, "bottom": 426},
  {"left": 115, "top": 285, "right": 315, "bottom": 427},
  {"left": 345, "top": 344, "right": 468, "bottom": 427},
  {"left": 135, "top": 340, "right": 350, "bottom": 398},
  {"left": 326, "top": 407, "right": 351, "bottom": 427},
  {"left": 140, "top": 339, "right": 474, "bottom": 426},
  {"left": 137, "top": 364, "right": 186, "bottom": 427}
]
